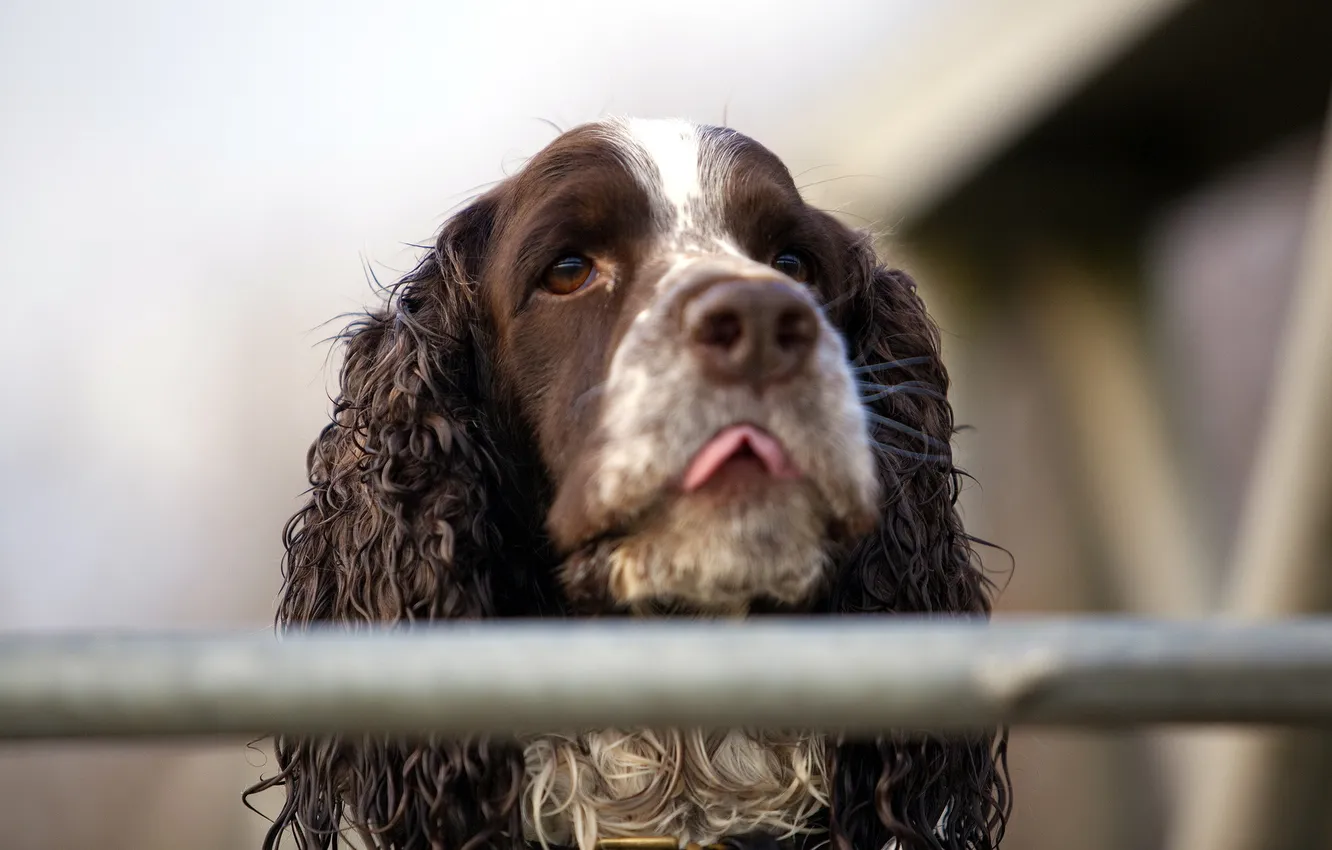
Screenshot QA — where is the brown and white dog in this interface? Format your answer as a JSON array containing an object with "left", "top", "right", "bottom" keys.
[{"left": 247, "top": 118, "right": 1009, "bottom": 850}]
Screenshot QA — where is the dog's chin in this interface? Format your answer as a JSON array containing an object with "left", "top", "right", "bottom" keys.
[
  {"left": 553, "top": 446, "right": 881, "bottom": 616},
  {"left": 603, "top": 474, "right": 833, "bottom": 615}
]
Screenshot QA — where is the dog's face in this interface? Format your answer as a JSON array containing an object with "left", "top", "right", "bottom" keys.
[{"left": 467, "top": 118, "right": 880, "bottom": 613}]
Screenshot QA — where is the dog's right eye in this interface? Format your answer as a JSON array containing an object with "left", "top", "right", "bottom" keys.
[{"left": 543, "top": 255, "right": 597, "bottom": 295}]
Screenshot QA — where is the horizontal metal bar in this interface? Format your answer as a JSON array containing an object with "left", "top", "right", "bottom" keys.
[{"left": 2, "top": 618, "right": 1332, "bottom": 741}]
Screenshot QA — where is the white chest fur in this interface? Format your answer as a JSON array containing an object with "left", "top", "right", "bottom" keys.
[{"left": 520, "top": 729, "right": 828, "bottom": 850}]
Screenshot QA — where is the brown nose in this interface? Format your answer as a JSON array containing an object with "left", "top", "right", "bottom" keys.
[{"left": 684, "top": 279, "right": 819, "bottom": 388}]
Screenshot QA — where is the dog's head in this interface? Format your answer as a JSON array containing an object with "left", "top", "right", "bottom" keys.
[{"left": 443, "top": 118, "right": 931, "bottom": 613}]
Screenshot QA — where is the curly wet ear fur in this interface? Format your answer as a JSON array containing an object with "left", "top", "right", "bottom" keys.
[
  {"left": 243, "top": 196, "right": 561, "bottom": 849},
  {"left": 820, "top": 241, "right": 1012, "bottom": 850}
]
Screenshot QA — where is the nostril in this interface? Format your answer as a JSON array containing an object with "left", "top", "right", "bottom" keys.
[
  {"left": 697, "top": 308, "right": 744, "bottom": 351},
  {"left": 684, "top": 277, "right": 820, "bottom": 386},
  {"left": 775, "top": 307, "right": 816, "bottom": 352}
]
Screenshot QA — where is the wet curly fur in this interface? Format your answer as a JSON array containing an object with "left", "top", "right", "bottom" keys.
[
  {"left": 521, "top": 730, "right": 828, "bottom": 849},
  {"left": 244, "top": 124, "right": 1010, "bottom": 850}
]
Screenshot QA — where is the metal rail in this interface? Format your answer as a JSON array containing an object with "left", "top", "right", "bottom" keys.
[{"left": 2, "top": 618, "right": 1331, "bottom": 740}]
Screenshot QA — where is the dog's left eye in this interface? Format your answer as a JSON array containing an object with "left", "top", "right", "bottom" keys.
[
  {"left": 772, "top": 251, "right": 811, "bottom": 283},
  {"left": 543, "top": 255, "right": 597, "bottom": 295}
]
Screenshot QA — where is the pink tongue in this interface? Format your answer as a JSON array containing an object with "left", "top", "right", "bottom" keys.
[{"left": 682, "top": 425, "right": 796, "bottom": 492}]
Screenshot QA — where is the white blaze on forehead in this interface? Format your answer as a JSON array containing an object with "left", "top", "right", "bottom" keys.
[
  {"left": 616, "top": 117, "right": 705, "bottom": 231},
  {"left": 603, "top": 117, "right": 748, "bottom": 264}
]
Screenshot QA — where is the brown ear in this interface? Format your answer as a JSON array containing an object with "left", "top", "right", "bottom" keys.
[
  {"left": 245, "top": 194, "right": 534, "bottom": 850},
  {"left": 822, "top": 239, "right": 1010, "bottom": 850},
  {"left": 273, "top": 195, "right": 505, "bottom": 627}
]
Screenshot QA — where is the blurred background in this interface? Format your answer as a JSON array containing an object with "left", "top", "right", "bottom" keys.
[{"left": 1, "top": 0, "right": 1330, "bottom": 848}]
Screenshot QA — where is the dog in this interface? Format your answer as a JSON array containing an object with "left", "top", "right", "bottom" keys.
[{"left": 245, "top": 118, "right": 1009, "bottom": 850}]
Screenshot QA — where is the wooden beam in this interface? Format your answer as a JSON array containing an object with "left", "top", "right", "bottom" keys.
[{"left": 1168, "top": 95, "right": 1332, "bottom": 850}]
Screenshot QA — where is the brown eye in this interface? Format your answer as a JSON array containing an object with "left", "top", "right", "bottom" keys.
[
  {"left": 543, "top": 254, "right": 597, "bottom": 295},
  {"left": 773, "top": 251, "right": 810, "bottom": 283}
]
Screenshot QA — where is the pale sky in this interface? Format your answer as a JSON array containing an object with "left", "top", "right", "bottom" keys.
[{"left": 0, "top": 0, "right": 950, "bottom": 629}]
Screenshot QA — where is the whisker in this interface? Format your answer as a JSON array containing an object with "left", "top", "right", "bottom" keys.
[
  {"left": 857, "top": 378, "right": 939, "bottom": 390},
  {"left": 859, "top": 384, "right": 946, "bottom": 403},
  {"left": 859, "top": 379, "right": 946, "bottom": 401},
  {"left": 532, "top": 116, "right": 566, "bottom": 136},
  {"left": 821, "top": 265, "right": 881, "bottom": 314},
  {"left": 571, "top": 383, "right": 606, "bottom": 417},
  {"left": 818, "top": 288, "right": 856, "bottom": 312},
  {"left": 796, "top": 173, "right": 890, "bottom": 191},
  {"left": 865, "top": 412, "right": 950, "bottom": 451},
  {"left": 870, "top": 440, "right": 952, "bottom": 464},
  {"left": 791, "top": 163, "right": 840, "bottom": 181},
  {"left": 851, "top": 356, "right": 933, "bottom": 374},
  {"left": 813, "top": 205, "right": 876, "bottom": 225}
]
